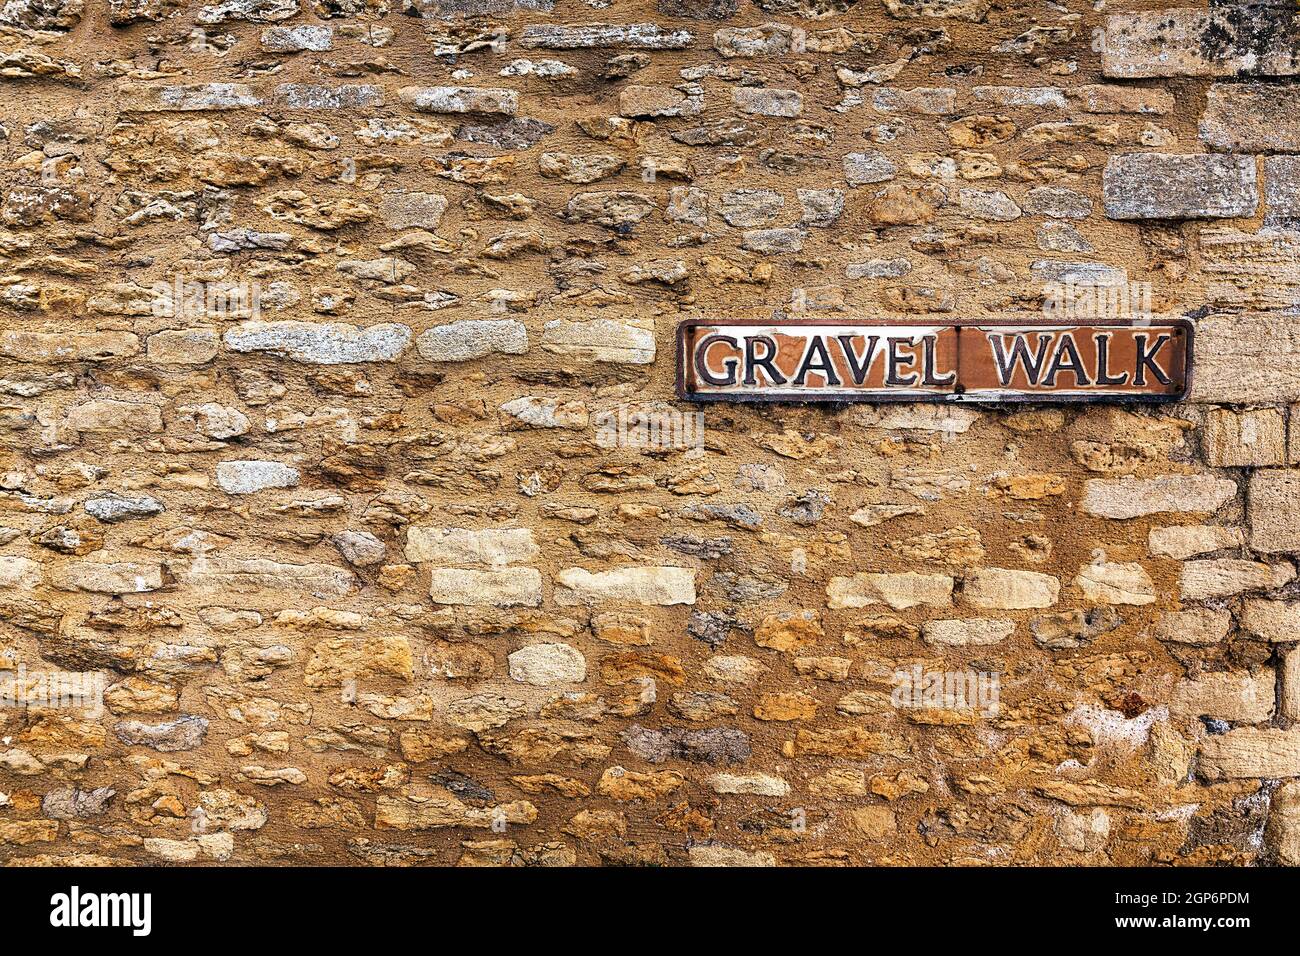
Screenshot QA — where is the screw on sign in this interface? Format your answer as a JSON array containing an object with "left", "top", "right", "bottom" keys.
[{"left": 676, "top": 319, "right": 1191, "bottom": 404}]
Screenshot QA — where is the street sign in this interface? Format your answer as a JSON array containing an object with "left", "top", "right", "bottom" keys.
[{"left": 676, "top": 319, "right": 1191, "bottom": 404}]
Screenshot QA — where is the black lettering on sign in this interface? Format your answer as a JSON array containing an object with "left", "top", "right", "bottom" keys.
[
  {"left": 886, "top": 336, "right": 918, "bottom": 386},
  {"left": 743, "top": 334, "right": 786, "bottom": 386},
  {"left": 1134, "top": 333, "right": 1172, "bottom": 387},
  {"left": 837, "top": 334, "right": 881, "bottom": 385},
  {"left": 1043, "top": 333, "right": 1090, "bottom": 387},
  {"left": 1094, "top": 332, "right": 1129, "bottom": 386},
  {"left": 922, "top": 335, "right": 957, "bottom": 387},
  {"left": 794, "top": 336, "right": 840, "bottom": 387},
  {"left": 695, "top": 334, "right": 739, "bottom": 386},
  {"left": 989, "top": 333, "right": 1052, "bottom": 387}
]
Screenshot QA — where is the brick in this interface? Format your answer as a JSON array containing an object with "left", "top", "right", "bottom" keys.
[
  {"left": 500, "top": 396, "right": 588, "bottom": 429},
  {"left": 115, "top": 716, "right": 209, "bottom": 751},
  {"left": 276, "top": 84, "right": 384, "bottom": 109},
  {"left": 1181, "top": 560, "right": 1295, "bottom": 600},
  {"left": 1199, "top": 229, "right": 1300, "bottom": 313},
  {"left": 177, "top": 559, "right": 355, "bottom": 595},
  {"left": 872, "top": 87, "right": 956, "bottom": 115},
  {"left": 0, "top": 556, "right": 41, "bottom": 589},
  {"left": 922, "top": 618, "right": 1014, "bottom": 646},
  {"left": 844, "top": 151, "right": 897, "bottom": 186},
  {"left": 706, "top": 772, "right": 789, "bottom": 796},
  {"left": 406, "top": 0, "right": 553, "bottom": 14},
  {"left": 718, "top": 189, "right": 783, "bottom": 227},
  {"left": 416, "top": 320, "right": 528, "bottom": 362},
  {"left": 1153, "top": 608, "right": 1231, "bottom": 646},
  {"left": 1075, "top": 561, "right": 1154, "bottom": 605},
  {"left": 1170, "top": 670, "right": 1274, "bottom": 724},
  {"left": 963, "top": 568, "right": 1059, "bottom": 609},
  {"left": 733, "top": 87, "right": 802, "bottom": 118},
  {"left": 882, "top": 0, "right": 989, "bottom": 21},
  {"left": 1104, "top": 8, "right": 1300, "bottom": 79},
  {"left": 519, "top": 23, "right": 693, "bottom": 49},
  {"left": 507, "top": 643, "right": 586, "bottom": 685},
  {"left": 1266, "top": 156, "right": 1300, "bottom": 223},
  {"left": 540, "top": 318, "right": 655, "bottom": 364},
  {"left": 49, "top": 561, "right": 164, "bottom": 594},
  {"left": 1242, "top": 599, "right": 1300, "bottom": 641},
  {"left": 1022, "top": 186, "right": 1092, "bottom": 219},
  {"left": 1201, "top": 83, "right": 1300, "bottom": 152},
  {"left": 379, "top": 192, "right": 448, "bottom": 230},
  {"left": 1082, "top": 476, "right": 1237, "bottom": 519},
  {"left": 959, "top": 188, "right": 1021, "bottom": 221},
  {"left": 1191, "top": 313, "right": 1300, "bottom": 403},
  {"left": 742, "top": 228, "right": 803, "bottom": 253},
  {"left": 1, "top": 0, "right": 81, "bottom": 29},
  {"left": 2, "top": 331, "right": 139, "bottom": 363},
  {"left": 375, "top": 794, "right": 536, "bottom": 830},
  {"left": 66, "top": 400, "right": 162, "bottom": 433},
  {"left": 1148, "top": 525, "right": 1245, "bottom": 560},
  {"left": 1284, "top": 648, "right": 1300, "bottom": 721},
  {"left": 562, "top": 192, "right": 655, "bottom": 230},
  {"left": 713, "top": 23, "right": 794, "bottom": 57},
  {"left": 658, "top": 0, "right": 735, "bottom": 17},
  {"left": 1292, "top": 405, "right": 1300, "bottom": 464},
  {"left": 1204, "top": 407, "right": 1287, "bottom": 467},
  {"left": 427, "top": 568, "right": 543, "bottom": 607},
  {"left": 1249, "top": 469, "right": 1300, "bottom": 553},
  {"left": 398, "top": 86, "right": 518, "bottom": 116},
  {"left": 827, "top": 573, "right": 953, "bottom": 610},
  {"left": 1200, "top": 728, "right": 1300, "bottom": 779},
  {"left": 216, "top": 460, "right": 300, "bottom": 495},
  {"left": 620, "top": 85, "right": 701, "bottom": 118},
  {"left": 223, "top": 321, "right": 411, "bottom": 364},
  {"left": 688, "top": 845, "right": 776, "bottom": 867},
  {"left": 1072, "top": 84, "right": 1174, "bottom": 115},
  {"left": 261, "top": 25, "right": 333, "bottom": 51},
  {"left": 1268, "top": 780, "right": 1300, "bottom": 864},
  {"left": 554, "top": 567, "right": 696, "bottom": 606},
  {"left": 1103, "top": 153, "right": 1258, "bottom": 220},
  {"left": 973, "top": 86, "right": 1066, "bottom": 108},
  {"left": 146, "top": 328, "right": 219, "bottom": 365},
  {"left": 405, "top": 527, "right": 538, "bottom": 566},
  {"left": 197, "top": 0, "right": 298, "bottom": 24},
  {"left": 125, "top": 83, "right": 262, "bottom": 111}
]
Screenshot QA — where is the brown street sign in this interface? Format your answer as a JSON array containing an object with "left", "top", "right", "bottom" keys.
[{"left": 676, "top": 319, "right": 1192, "bottom": 404}]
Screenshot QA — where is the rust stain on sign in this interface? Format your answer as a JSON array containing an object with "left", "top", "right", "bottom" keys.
[{"left": 676, "top": 319, "right": 1192, "bottom": 403}]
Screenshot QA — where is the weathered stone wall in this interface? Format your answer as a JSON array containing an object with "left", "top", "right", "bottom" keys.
[{"left": 0, "top": 0, "right": 1298, "bottom": 867}]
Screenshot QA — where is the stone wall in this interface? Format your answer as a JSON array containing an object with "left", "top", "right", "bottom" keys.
[{"left": 0, "top": 0, "right": 1298, "bottom": 866}]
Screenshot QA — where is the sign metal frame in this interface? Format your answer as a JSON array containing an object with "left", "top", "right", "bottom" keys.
[{"left": 675, "top": 317, "right": 1193, "bottom": 405}]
